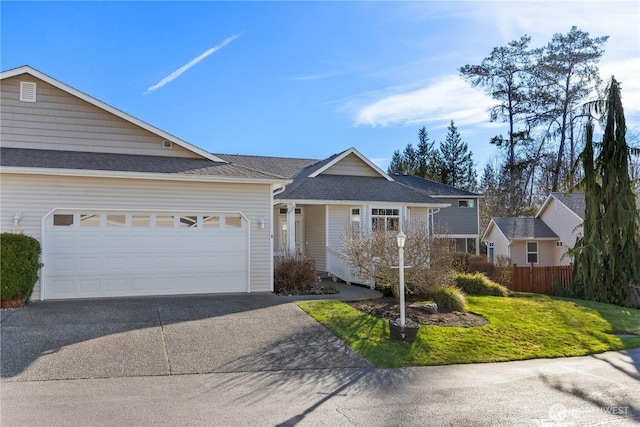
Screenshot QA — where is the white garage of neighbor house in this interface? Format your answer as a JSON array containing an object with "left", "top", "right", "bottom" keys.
[{"left": 0, "top": 66, "right": 288, "bottom": 300}]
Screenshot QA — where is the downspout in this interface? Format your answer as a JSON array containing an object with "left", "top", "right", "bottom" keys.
[{"left": 429, "top": 208, "right": 441, "bottom": 235}]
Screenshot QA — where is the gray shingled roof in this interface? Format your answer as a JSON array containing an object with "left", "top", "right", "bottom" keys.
[
  {"left": 276, "top": 174, "right": 447, "bottom": 205},
  {"left": 1, "top": 148, "right": 284, "bottom": 180},
  {"left": 214, "top": 153, "right": 317, "bottom": 179},
  {"left": 392, "top": 173, "right": 480, "bottom": 197},
  {"left": 551, "top": 192, "right": 585, "bottom": 219},
  {"left": 492, "top": 217, "right": 559, "bottom": 240}
]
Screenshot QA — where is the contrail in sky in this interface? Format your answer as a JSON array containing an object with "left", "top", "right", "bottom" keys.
[{"left": 147, "top": 32, "right": 244, "bottom": 92}]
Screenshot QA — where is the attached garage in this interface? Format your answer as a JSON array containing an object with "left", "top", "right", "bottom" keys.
[
  {"left": 42, "top": 210, "right": 250, "bottom": 299},
  {"left": 1, "top": 66, "right": 288, "bottom": 301}
]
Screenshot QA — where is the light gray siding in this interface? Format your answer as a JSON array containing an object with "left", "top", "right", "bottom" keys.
[
  {"left": 322, "top": 153, "right": 380, "bottom": 177},
  {"left": 485, "top": 225, "right": 510, "bottom": 262},
  {"left": 304, "top": 204, "right": 327, "bottom": 270},
  {"left": 1, "top": 74, "right": 199, "bottom": 158},
  {"left": 538, "top": 197, "right": 583, "bottom": 266},
  {"left": 0, "top": 173, "right": 273, "bottom": 299},
  {"left": 328, "top": 205, "right": 350, "bottom": 250}
]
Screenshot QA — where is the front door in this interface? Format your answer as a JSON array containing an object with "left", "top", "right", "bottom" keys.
[{"left": 279, "top": 217, "right": 303, "bottom": 253}]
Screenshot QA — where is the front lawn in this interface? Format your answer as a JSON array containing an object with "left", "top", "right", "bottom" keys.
[{"left": 297, "top": 293, "right": 640, "bottom": 368}]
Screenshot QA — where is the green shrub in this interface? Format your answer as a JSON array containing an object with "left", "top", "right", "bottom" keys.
[
  {"left": 455, "top": 272, "right": 509, "bottom": 297},
  {"left": 426, "top": 285, "right": 468, "bottom": 312},
  {"left": 1, "top": 233, "right": 42, "bottom": 304},
  {"left": 274, "top": 252, "right": 317, "bottom": 294}
]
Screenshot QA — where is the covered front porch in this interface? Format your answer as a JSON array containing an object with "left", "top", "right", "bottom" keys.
[{"left": 273, "top": 203, "right": 440, "bottom": 288}]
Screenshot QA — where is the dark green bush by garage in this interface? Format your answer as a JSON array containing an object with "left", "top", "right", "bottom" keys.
[{"left": 1, "top": 233, "right": 42, "bottom": 304}]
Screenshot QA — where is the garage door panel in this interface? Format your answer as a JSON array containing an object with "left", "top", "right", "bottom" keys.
[
  {"left": 77, "top": 256, "right": 102, "bottom": 273},
  {"left": 44, "top": 211, "right": 249, "bottom": 299}
]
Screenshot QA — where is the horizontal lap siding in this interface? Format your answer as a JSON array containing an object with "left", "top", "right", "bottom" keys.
[
  {"left": 322, "top": 153, "right": 380, "bottom": 177},
  {"left": 1, "top": 75, "right": 198, "bottom": 158},
  {"left": 510, "top": 240, "right": 556, "bottom": 267},
  {"left": 0, "top": 174, "right": 273, "bottom": 299},
  {"left": 433, "top": 197, "right": 479, "bottom": 235},
  {"left": 538, "top": 199, "right": 582, "bottom": 266},
  {"left": 328, "top": 205, "right": 349, "bottom": 250},
  {"left": 304, "top": 205, "right": 326, "bottom": 271}
]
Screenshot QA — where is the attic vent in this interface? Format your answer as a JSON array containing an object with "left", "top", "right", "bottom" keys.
[
  {"left": 20, "top": 82, "right": 37, "bottom": 102},
  {"left": 162, "top": 140, "right": 172, "bottom": 149}
]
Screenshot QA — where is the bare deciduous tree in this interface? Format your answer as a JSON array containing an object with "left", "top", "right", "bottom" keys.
[{"left": 343, "top": 220, "right": 455, "bottom": 298}]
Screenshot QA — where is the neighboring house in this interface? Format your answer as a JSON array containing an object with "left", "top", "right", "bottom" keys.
[
  {"left": 391, "top": 173, "right": 482, "bottom": 254},
  {"left": 1, "top": 66, "right": 288, "bottom": 300},
  {"left": 482, "top": 217, "right": 559, "bottom": 266},
  {"left": 219, "top": 149, "right": 483, "bottom": 285},
  {"left": 483, "top": 191, "right": 640, "bottom": 266}
]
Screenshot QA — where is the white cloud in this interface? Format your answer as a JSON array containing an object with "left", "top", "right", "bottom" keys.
[
  {"left": 600, "top": 57, "right": 640, "bottom": 115},
  {"left": 147, "top": 32, "right": 244, "bottom": 93},
  {"left": 353, "top": 74, "right": 497, "bottom": 129}
]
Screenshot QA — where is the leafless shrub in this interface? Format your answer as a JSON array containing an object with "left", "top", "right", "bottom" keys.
[
  {"left": 274, "top": 251, "right": 317, "bottom": 294},
  {"left": 493, "top": 255, "right": 513, "bottom": 288},
  {"left": 343, "top": 220, "right": 456, "bottom": 298}
]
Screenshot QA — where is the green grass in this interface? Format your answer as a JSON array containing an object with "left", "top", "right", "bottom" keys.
[{"left": 297, "top": 293, "right": 640, "bottom": 368}]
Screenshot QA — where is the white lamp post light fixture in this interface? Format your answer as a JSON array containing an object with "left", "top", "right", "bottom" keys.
[{"left": 396, "top": 230, "right": 406, "bottom": 328}]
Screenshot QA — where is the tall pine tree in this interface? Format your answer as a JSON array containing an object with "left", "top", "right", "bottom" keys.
[{"left": 439, "top": 121, "right": 477, "bottom": 191}]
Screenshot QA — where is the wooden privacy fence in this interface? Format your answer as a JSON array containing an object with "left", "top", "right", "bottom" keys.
[{"left": 509, "top": 263, "right": 572, "bottom": 294}]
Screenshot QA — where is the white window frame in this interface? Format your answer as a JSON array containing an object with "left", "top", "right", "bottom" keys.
[
  {"left": 350, "top": 207, "right": 361, "bottom": 237},
  {"left": 526, "top": 241, "right": 539, "bottom": 264},
  {"left": 371, "top": 208, "right": 400, "bottom": 232},
  {"left": 458, "top": 199, "right": 474, "bottom": 208}
]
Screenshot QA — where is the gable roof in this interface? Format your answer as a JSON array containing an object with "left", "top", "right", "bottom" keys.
[
  {"left": 275, "top": 174, "right": 448, "bottom": 206},
  {"left": 307, "top": 147, "right": 393, "bottom": 180},
  {"left": 1, "top": 147, "right": 286, "bottom": 183},
  {"left": 214, "top": 153, "right": 317, "bottom": 179},
  {"left": 486, "top": 217, "right": 559, "bottom": 241},
  {"left": 537, "top": 192, "right": 585, "bottom": 220},
  {"left": 0, "top": 66, "right": 225, "bottom": 163},
  {"left": 392, "top": 173, "right": 481, "bottom": 197}
]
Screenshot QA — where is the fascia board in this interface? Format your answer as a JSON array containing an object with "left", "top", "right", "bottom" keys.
[
  {"left": 535, "top": 194, "right": 555, "bottom": 218},
  {"left": 1, "top": 166, "right": 291, "bottom": 185},
  {"left": 273, "top": 198, "right": 449, "bottom": 208},
  {"left": 308, "top": 147, "right": 393, "bottom": 181},
  {"left": 1, "top": 66, "right": 224, "bottom": 163}
]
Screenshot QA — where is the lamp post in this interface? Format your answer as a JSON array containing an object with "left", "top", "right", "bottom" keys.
[{"left": 396, "top": 230, "right": 406, "bottom": 328}]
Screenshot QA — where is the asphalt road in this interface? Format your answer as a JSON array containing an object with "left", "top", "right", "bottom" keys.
[
  {"left": 1, "top": 290, "right": 638, "bottom": 426},
  {"left": 2, "top": 348, "right": 639, "bottom": 426}
]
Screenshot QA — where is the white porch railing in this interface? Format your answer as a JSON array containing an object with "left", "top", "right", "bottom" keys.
[{"left": 326, "top": 247, "right": 375, "bottom": 289}]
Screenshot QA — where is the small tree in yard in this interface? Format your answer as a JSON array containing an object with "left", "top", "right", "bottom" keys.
[{"left": 343, "top": 220, "right": 456, "bottom": 299}]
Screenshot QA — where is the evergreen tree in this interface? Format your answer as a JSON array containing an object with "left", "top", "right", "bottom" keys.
[
  {"left": 570, "top": 77, "right": 639, "bottom": 307},
  {"left": 402, "top": 143, "right": 418, "bottom": 174},
  {"left": 535, "top": 26, "right": 608, "bottom": 192},
  {"left": 388, "top": 149, "right": 405, "bottom": 174},
  {"left": 570, "top": 121, "right": 602, "bottom": 301},
  {"left": 439, "top": 121, "right": 477, "bottom": 191},
  {"left": 460, "top": 36, "right": 537, "bottom": 211},
  {"left": 414, "top": 127, "right": 442, "bottom": 180}
]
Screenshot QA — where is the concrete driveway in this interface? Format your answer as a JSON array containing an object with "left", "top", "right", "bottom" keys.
[{"left": 1, "top": 284, "right": 380, "bottom": 382}]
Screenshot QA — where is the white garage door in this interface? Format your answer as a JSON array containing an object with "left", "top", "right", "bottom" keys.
[{"left": 43, "top": 210, "right": 249, "bottom": 299}]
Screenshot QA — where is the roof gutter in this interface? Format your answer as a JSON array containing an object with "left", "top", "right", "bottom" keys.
[{"left": 1, "top": 166, "right": 291, "bottom": 186}]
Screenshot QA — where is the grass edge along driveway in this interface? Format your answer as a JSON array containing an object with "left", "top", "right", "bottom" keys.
[{"left": 297, "top": 293, "right": 640, "bottom": 368}]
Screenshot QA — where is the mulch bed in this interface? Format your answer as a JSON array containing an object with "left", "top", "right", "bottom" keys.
[{"left": 347, "top": 297, "right": 489, "bottom": 328}]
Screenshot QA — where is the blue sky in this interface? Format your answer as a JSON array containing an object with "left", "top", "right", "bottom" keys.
[{"left": 2, "top": 1, "right": 639, "bottom": 171}]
